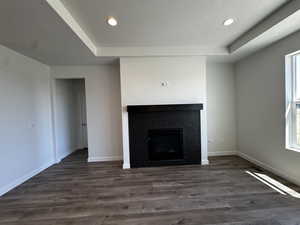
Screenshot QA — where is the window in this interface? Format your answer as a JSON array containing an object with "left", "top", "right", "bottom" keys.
[{"left": 286, "top": 52, "right": 300, "bottom": 151}]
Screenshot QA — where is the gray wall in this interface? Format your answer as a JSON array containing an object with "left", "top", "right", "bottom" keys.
[
  {"left": 207, "top": 62, "right": 236, "bottom": 156},
  {"left": 235, "top": 30, "right": 300, "bottom": 185},
  {"left": 51, "top": 65, "right": 123, "bottom": 162},
  {"left": 0, "top": 45, "right": 54, "bottom": 195}
]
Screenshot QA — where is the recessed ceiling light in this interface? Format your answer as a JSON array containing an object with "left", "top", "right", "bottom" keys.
[
  {"left": 223, "top": 18, "right": 235, "bottom": 26},
  {"left": 107, "top": 17, "right": 118, "bottom": 27}
]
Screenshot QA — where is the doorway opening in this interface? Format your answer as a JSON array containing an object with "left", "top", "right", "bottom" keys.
[{"left": 53, "top": 78, "right": 88, "bottom": 162}]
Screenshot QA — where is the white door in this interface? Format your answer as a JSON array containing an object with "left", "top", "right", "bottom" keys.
[{"left": 78, "top": 81, "right": 88, "bottom": 149}]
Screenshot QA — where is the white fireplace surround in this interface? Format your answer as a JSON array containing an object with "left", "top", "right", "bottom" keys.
[
  {"left": 121, "top": 105, "right": 209, "bottom": 169},
  {"left": 119, "top": 56, "right": 209, "bottom": 169}
]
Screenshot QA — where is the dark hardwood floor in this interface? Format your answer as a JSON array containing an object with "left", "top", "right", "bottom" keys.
[{"left": 1, "top": 150, "right": 300, "bottom": 225}]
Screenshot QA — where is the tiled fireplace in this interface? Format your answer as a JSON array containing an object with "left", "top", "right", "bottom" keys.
[{"left": 127, "top": 104, "right": 203, "bottom": 168}]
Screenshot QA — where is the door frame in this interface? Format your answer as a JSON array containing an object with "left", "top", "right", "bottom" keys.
[
  {"left": 51, "top": 76, "right": 88, "bottom": 163},
  {"left": 76, "top": 81, "right": 88, "bottom": 149}
]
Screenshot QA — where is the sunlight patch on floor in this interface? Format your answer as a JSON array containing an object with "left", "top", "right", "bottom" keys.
[
  {"left": 246, "top": 170, "right": 300, "bottom": 198},
  {"left": 246, "top": 170, "right": 286, "bottom": 195}
]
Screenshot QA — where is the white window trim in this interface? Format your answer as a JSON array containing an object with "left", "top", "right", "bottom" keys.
[{"left": 286, "top": 51, "right": 300, "bottom": 152}]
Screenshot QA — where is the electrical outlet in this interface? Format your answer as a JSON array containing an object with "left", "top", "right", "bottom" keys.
[
  {"left": 28, "top": 121, "right": 36, "bottom": 129},
  {"left": 161, "top": 81, "right": 168, "bottom": 87}
]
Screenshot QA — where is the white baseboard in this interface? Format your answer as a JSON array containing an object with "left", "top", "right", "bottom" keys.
[
  {"left": 88, "top": 156, "right": 122, "bottom": 162},
  {"left": 123, "top": 163, "right": 130, "bottom": 169},
  {"left": 208, "top": 151, "right": 237, "bottom": 157},
  {"left": 56, "top": 148, "right": 79, "bottom": 163},
  {"left": 56, "top": 151, "right": 72, "bottom": 163},
  {"left": 238, "top": 151, "right": 300, "bottom": 187},
  {"left": 0, "top": 160, "right": 54, "bottom": 197},
  {"left": 201, "top": 159, "right": 210, "bottom": 165}
]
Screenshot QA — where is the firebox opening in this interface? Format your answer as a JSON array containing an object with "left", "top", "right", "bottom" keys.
[{"left": 148, "top": 128, "right": 183, "bottom": 161}]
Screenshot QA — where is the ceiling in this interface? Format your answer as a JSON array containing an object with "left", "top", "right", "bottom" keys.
[
  {"left": 60, "top": 0, "right": 287, "bottom": 47},
  {"left": 0, "top": 0, "right": 297, "bottom": 65},
  {"left": 0, "top": 0, "right": 117, "bottom": 65}
]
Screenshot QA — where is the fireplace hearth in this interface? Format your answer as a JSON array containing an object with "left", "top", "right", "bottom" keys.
[{"left": 127, "top": 104, "right": 203, "bottom": 168}]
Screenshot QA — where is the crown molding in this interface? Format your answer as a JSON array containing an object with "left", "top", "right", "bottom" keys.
[{"left": 97, "top": 46, "right": 228, "bottom": 57}]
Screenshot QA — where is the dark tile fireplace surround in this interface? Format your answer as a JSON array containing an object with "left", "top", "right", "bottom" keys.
[{"left": 127, "top": 104, "right": 203, "bottom": 168}]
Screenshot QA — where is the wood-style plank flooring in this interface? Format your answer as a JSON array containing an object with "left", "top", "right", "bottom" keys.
[{"left": 1, "top": 150, "right": 300, "bottom": 225}]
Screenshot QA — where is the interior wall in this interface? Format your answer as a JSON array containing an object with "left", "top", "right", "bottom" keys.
[
  {"left": 0, "top": 45, "right": 54, "bottom": 196},
  {"left": 120, "top": 56, "right": 208, "bottom": 168},
  {"left": 235, "top": 30, "right": 300, "bottom": 185},
  {"left": 207, "top": 62, "right": 237, "bottom": 156},
  {"left": 54, "top": 79, "right": 84, "bottom": 161},
  {"left": 51, "top": 65, "right": 123, "bottom": 162}
]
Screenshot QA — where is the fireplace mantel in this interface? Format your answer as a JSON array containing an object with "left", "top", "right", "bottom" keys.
[{"left": 127, "top": 104, "right": 203, "bottom": 113}]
